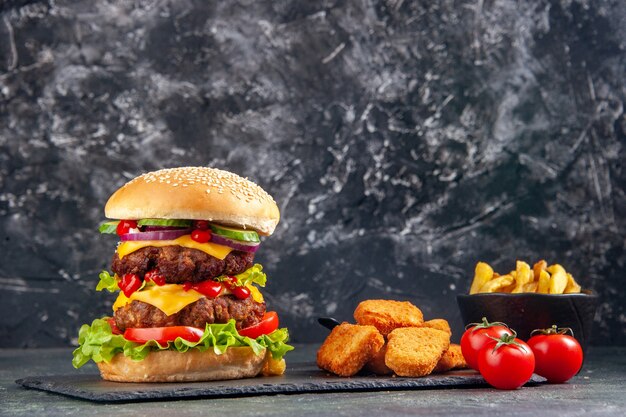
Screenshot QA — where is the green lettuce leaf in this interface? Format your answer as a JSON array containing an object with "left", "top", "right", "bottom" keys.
[
  {"left": 95, "top": 271, "right": 119, "bottom": 292},
  {"left": 72, "top": 318, "right": 294, "bottom": 368},
  {"left": 216, "top": 263, "right": 267, "bottom": 287},
  {"left": 98, "top": 221, "right": 119, "bottom": 234}
]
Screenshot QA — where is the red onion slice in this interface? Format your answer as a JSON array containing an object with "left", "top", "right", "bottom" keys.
[
  {"left": 120, "top": 229, "right": 191, "bottom": 242},
  {"left": 210, "top": 233, "right": 260, "bottom": 253}
]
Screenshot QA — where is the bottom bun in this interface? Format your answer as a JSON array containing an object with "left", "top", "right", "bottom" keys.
[{"left": 97, "top": 347, "right": 268, "bottom": 382}]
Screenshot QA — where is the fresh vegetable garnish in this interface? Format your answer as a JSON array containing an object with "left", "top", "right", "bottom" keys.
[
  {"left": 239, "top": 312, "right": 279, "bottom": 339},
  {"left": 118, "top": 273, "right": 142, "bottom": 297},
  {"left": 99, "top": 221, "right": 120, "bottom": 234},
  {"left": 210, "top": 224, "right": 260, "bottom": 243},
  {"left": 193, "top": 220, "right": 209, "bottom": 230},
  {"left": 106, "top": 317, "right": 122, "bottom": 335},
  {"left": 137, "top": 218, "right": 193, "bottom": 228},
  {"left": 527, "top": 325, "right": 583, "bottom": 383},
  {"left": 183, "top": 280, "right": 223, "bottom": 298},
  {"left": 223, "top": 276, "right": 251, "bottom": 299},
  {"left": 72, "top": 318, "right": 294, "bottom": 368},
  {"left": 144, "top": 270, "right": 166, "bottom": 286},
  {"left": 477, "top": 331, "right": 535, "bottom": 390},
  {"left": 116, "top": 220, "right": 138, "bottom": 236},
  {"left": 460, "top": 317, "right": 512, "bottom": 370},
  {"left": 215, "top": 264, "right": 267, "bottom": 290},
  {"left": 96, "top": 271, "right": 120, "bottom": 292},
  {"left": 119, "top": 228, "right": 191, "bottom": 241},
  {"left": 211, "top": 233, "right": 260, "bottom": 253},
  {"left": 191, "top": 229, "right": 212, "bottom": 243},
  {"left": 124, "top": 326, "right": 204, "bottom": 345}
]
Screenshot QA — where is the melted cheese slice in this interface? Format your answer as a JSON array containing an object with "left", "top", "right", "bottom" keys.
[
  {"left": 112, "top": 283, "right": 264, "bottom": 315},
  {"left": 117, "top": 235, "right": 233, "bottom": 260},
  {"left": 113, "top": 284, "right": 205, "bottom": 316}
]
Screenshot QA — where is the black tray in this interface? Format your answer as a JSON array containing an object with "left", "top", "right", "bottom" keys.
[{"left": 16, "top": 362, "right": 545, "bottom": 403}]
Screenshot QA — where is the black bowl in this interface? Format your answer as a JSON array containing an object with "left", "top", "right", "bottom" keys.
[{"left": 457, "top": 292, "right": 598, "bottom": 353}]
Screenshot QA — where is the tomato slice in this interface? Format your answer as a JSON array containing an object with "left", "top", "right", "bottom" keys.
[
  {"left": 106, "top": 318, "right": 122, "bottom": 335},
  {"left": 239, "top": 311, "right": 279, "bottom": 339},
  {"left": 123, "top": 326, "right": 204, "bottom": 345}
]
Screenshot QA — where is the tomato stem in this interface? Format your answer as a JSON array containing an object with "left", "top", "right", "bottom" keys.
[
  {"left": 465, "top": 317, "right": 511, "bottom": 332},
  {"left": 487, "top": 331, "right": 529, "bottom": 353}
]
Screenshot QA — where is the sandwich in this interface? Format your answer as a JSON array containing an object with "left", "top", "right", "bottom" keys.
[{"left": 72, "top": 167, "right": 293, "bottom": 382}]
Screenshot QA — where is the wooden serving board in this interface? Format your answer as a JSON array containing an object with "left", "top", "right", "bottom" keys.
[{"left": 16, "top": 362, "right": 545, "bottom": 403}]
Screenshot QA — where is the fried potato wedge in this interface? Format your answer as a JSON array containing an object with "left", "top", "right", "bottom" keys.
[
  {"left": 547, "top": 264, "right": 568, "bottom": 294},
  {"left": 385, "top": 327, "right": 450, "bottom": 377},
  {"left": 469, "top": 262, "right": 494, "bottom": 295},
  {"left": 317, "top": 323, "right": 384, "bottom": 377},
  {"left": 533, "top": 260, "right": 547, "bottom": 281},
  {"left": 354, "top": 300, "right": 424, "bottom": 335},
  {"left": 512, "top": 261, "right": 532, "bottom": 293},
  {"left": 537, "top": 269, "right": 551, "bottom": 294},
  {"left": 478, "top": 274, "right": 514, "bottom": 293},
  {"left": 433, "top": 344, "right": 468, "bottom": 373},
  {"left": 421, "top": 318, "right": 451, "bottom": 336},
  {"left": 564, "top": 273, "right": 582, "bottom": 294}
]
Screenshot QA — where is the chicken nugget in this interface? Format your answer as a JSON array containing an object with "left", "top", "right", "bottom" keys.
[
  {"left": 385, "top": 327, "right": 450, "bottom": 377},
  {"left": 421, "top": 318, "right": 451, "bottom": 336},
  {"left": 354, "top": 300, "right": 424, "bottom": 336},
  {"left": 364, "top": 343, "right": 393, "bottom": 375},
  {"left": 317, "top": 323, "right": 384, "bottom": 377},
  {"left": 433, "top": 344, "right": 468, "bottom": 373}
]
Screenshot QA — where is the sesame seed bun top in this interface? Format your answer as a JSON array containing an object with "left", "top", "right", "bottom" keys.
[{"left": 104, "top": 167, "right": 280, "bottom": 236}]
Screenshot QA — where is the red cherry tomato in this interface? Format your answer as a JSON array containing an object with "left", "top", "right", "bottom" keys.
[
  {"left": 191, "top": 229, "right": 211, "bottom": 243},
  {"left": 123, "top": 326, "right": 204, "bottom": 345},
  {"left": 118, "top": 273, "right": 142, "bottom": 297},
  {"left": 231, "top": 285, "right": 251, "bottom": 299},
  {"left": 527, "top": 326, "right": 583, "bottom": 383},
  {"left": 461, "top": 317, "right": 513, "bottom": 370},
  {"left": 106, "top": 317, "right": 122, "bottom": 335},
  {"left": 116, "top": 220, "right": 138, "bottom": 236},
  {"left": 193, "top": 220, "right": 210, "bottom": 230},
  {"left": 144, "top": 269, "right": 166, "bottom": 286},
  {"left": 239, "top": 312, "right": 279, "bottom": 339},
  {"left": 223, "top": 276, "right": 251, "bottom": 299},
  {"left": 478, "top": 333, "right": 535, "bottom": 390},
  {"left": 190, "top": 280, "right": 223, "bottom": 298}
]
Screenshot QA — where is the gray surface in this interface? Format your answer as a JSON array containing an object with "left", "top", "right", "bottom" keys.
[
  {"left": 1, "top": 0, "right": 625, "bottom": 349},
  {"left": 2, "top": 345, "right": 625, "bottom": 416}
]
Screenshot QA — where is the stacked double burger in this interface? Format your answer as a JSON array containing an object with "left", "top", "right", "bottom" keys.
[{"left": 73, "top": 167, "right": 292, "bottom": 382}]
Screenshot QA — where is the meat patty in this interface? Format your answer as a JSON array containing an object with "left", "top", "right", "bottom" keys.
[
  {"left": 111, "top": 246, "right": 254, "bottom": 284},
  {"left": 114, "top": 295, "right": 266, "bottom": 331}
]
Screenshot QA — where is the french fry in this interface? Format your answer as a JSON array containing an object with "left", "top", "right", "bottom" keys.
[
  {"left": 469, "top": 260, "right": 582, "bottom": 295},
  {"left": 537, "top": 270, "right": 551, "bottom": 294},
  {"left": 547, "top": 264, "right": 567, "bottom": 294},
  {"left": 564, "top": 273, "right": 582, "bottom": 294},
  {"left": 478, "top": 274, "right": 514, "bottom": 293},
  {"left": 512, "top": 261, "right": 532, "bottom": 293},
  {"left": 469, "top": 262, "right": 494, "bottom": 295},
  {"left": 532, "top": 260, "right": 547, "bottom": 281}
]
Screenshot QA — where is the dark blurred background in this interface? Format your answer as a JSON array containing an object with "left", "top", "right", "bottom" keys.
[{"left": 0, "top": 0, "right": 624, "bottom": 348}]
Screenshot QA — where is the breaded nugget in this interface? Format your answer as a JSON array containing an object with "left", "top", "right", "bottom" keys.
[
  {"left": 364, "top": 342, "right": 393, "bottom": 375},
  {"left": 433, "top": 344, "right": 468, "bottom": 373},
  {"left": 421, "top": 318, "right": 451, "bottom": 336},
  {"left": 317, "top": 323, "right": 384, "bottom": 377},
  {"left": 354, "top": 300, "right": 424, "bottom": 336},
  {"left": 385, "top": 327, "right": 450, "bottom": 377}
]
